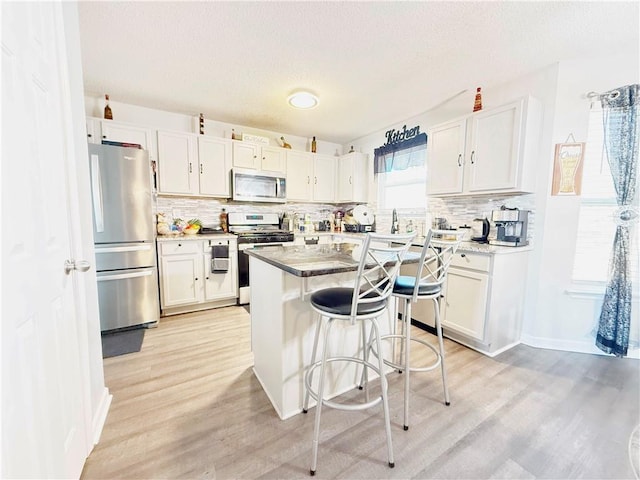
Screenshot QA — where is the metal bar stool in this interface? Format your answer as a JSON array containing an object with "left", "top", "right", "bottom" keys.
[
  {"left": 375, "top": 229, "right": 463, "bottom": 431},
  {"left": 302, "top": 232, "right": 415, "bottom": 476}
]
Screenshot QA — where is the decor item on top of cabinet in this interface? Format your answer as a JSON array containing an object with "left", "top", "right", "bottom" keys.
[
  {"left": 473, "top": 87, "right": 483, "bottom": 112},
  {"left": 231, "top": 128, "right": 239, "bottom": 140},
  {"left": 311, "top": 136, "right": 317, "bottom": 153},
  {"left": 242, "top": 133, "right": 269, "bottom": 145},
  {"left": 551, "top": 135, "right": 585, "bottom": 196},
  {"left": 373, "top": 123, "right": 426, "bottom": 174},
  {"left": 279, "top": 136, "right": 292, "bottom": 149},
  {"left": 348, "top": 145, "right": 355, "bottom": 153},
  {"left": 199, "top": 113, "right": 204, "bottom": 135},
  {"left": 104, "top": 94, "right": 113, "bottom": 120}
]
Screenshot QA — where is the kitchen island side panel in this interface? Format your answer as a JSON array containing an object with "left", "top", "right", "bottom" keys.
[{"left": 250, "top": 256, "right": 394, "bottom": 419}]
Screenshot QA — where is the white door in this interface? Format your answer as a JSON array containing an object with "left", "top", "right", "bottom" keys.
[
  {"left": 160, "top": 255, "right": 202, "bottom": 307},
  {"left": 261, "top": 146, "right": 286, "bottom": 172},
  {"left": 2, "top": 2, "right": 90, "bottom": 478}
]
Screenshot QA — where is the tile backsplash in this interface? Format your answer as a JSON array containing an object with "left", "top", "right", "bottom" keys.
[
  {"left": 375, "top": 192, "right": 536, "bottom": 241},
  {"left": 154, "top": 196, "right": 359, "bottom": 228},
  {"left": 155, "top": 192, "right": 535, "bottom": 242}
]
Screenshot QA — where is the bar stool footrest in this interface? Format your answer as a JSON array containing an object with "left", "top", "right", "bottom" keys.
[
  {"left": 305, "top": 356, "right": 385, "bottom": 411},
  {"left": 375, "top": 333, "right": 442, "bottom": 373}
]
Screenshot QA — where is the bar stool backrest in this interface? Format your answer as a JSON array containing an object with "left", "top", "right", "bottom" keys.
[
  {"left": 349, "top": 232, "right": 416, "bottom": 323},
  {"left": 410, "top": 229, "right": 464, "bottom": 303}
]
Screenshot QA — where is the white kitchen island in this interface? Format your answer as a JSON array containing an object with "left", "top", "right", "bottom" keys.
[{"left": 246, "top": 243, "right": 408, "bottom": 420}]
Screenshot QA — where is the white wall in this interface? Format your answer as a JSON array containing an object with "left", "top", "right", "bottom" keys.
[
  {"left": 84, "top": 95, "right": 342, "bottom": 155},
  {"left": 523, "top": 52, "right": 640, "bottom": 358}
]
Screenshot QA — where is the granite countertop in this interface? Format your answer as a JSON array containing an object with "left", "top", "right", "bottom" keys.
[
  {"left": 157, "top": 233, "right": 237, "bottom": 241},
  {"left": 245, "top": 242, "right": 420, "bottom": 277}
]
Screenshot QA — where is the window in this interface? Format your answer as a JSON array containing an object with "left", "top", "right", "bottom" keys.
[
  {"left": 376, "top": 147, "right": 427, "bottom": 210},
  {"left": 572, "top": 105, "right": 639, "bottom": 283}
]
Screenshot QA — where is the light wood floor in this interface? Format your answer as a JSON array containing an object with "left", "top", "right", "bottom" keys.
[{"left": 81, "top": 306, "right": 640, "bottom": 479}]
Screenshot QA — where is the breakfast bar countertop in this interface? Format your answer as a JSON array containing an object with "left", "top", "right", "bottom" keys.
[{"left": 245, "top": 242, "right": 420, "bottom": 278}]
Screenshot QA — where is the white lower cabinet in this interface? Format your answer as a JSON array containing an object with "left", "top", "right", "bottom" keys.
[
  {"left": 158, "top": 237, "right": 238, "bottom": 315},
  {"left": 440, "top": 249, "right": 529, "bottom": 356}
]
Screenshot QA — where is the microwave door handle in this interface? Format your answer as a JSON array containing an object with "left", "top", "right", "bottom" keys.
[
  {"left": 276, "top": 178, "right": 281, "bottom": 198},
  {"left": 90, "top": 153, "right": 104, "bottom": 232}
]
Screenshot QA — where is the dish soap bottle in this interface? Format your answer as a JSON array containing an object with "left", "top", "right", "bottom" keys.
[
  {"left": 391, "top": 209, "right": 399, "bottom": 234},
  {"left": 219, "top": 208, "right": 228, "bottom": 233}
]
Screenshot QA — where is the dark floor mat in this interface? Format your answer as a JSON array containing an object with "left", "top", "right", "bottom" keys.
[{"left": 101, "top": 328, "right": 145, "bottom": 358}]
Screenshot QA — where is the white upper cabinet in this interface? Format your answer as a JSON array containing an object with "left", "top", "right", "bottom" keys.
[
  {"left": 337, "top": 152, "right": 369, "bottom": 203},
  {"left": 157, "top": 130, "right": 199, "bottom": 195},
  {"left": 286, "top": 151, "right": 314, "bottom": 201},
  {"left": 426, "top": 119, "right": 466, "bottom": 195},
  {"left": 198, "top": 136, "right": 232, "bottom": 197},
  {"left": 232, "top": 141, "right": 286, "bottom": 172},
  {"left": 285, "top": 151, "right": 336, "bottom": 202},
  {"left": 313, "top": 154, "right": 337, "bottom": 203},
  {"left": 260, "top": 146, "right": 287, "bottom": 172},
  {"left": 89, "top": 117, "right": 157, "bottom": 161},
  {"left": 157, "top": 131, "right": 233, "bottom": 197},
  {"left": 427, "top": 96, "right": 542, "bottom": 196}
]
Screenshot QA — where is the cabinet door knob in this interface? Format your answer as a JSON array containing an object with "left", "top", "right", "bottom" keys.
[
  {"left": 460, "top": 253, "right": 466, "bottom": 257},
  {"left": 178, "top": 243, "right": 182, "bottom": 247},
  {"left": 206, "top": 276, "right": 209, "bottom": 280},
  {"left": 195, "top": 277, "right": 198, "bottom": 281}
]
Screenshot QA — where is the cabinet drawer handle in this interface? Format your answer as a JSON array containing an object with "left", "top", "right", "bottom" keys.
[
  {"left": 349, "top": 176, "right": 352, "bottom": 184},
  {"left": 470, "top": 151, "right": 475, "bottom": 164},
  {"left": 457, "top": 154, "right": 462, "bottom": 167},
  {"left": 307, "top": 176, "right": 310, "bottom": 184},
  {"left": 189, "top": 163, "right": 193, "bottom": 173},
  {"left": 314, "top": 177, "right": 318, "bottom": 185},
  {"left": 200, "top": 164, "right": 203, "bottom": 174}
]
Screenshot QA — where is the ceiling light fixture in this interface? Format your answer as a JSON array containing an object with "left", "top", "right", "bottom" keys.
[{"left": 287, "top": 91, "right": 319, "bottom": 109}]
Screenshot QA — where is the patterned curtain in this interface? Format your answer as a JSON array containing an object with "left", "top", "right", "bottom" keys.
[{"left": 595, "top": 84, "right": 640, "bottom": 357}]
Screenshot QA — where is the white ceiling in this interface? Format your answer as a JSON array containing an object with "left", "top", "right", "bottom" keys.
[{"left": 77, "top": 1, "right": 639, "bottom": 145}]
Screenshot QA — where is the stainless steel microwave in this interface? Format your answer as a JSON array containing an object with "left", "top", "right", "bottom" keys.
[{"left": 232, "top": 167, "right": 287, "bottom": 203}]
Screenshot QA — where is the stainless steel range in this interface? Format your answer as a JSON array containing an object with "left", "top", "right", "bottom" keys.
[{"left": 228, "top": 212, "right": 295, "bottom": 304}]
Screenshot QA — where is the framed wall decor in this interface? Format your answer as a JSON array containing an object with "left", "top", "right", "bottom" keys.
[{"left": 551, "top": 140, "right": 585, "bottom": 196}]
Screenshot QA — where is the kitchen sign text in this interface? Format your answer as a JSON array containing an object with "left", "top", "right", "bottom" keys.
[{"left": 384, "top": 124, "right": 421, "bottom": 145}]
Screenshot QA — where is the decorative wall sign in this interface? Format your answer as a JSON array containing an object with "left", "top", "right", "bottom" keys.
[
  {"left": 384, "top": 124, "right": 421, "bottom": 145},
  {"left": 551, "top": 140, "right": 585, "bottom": 195}
]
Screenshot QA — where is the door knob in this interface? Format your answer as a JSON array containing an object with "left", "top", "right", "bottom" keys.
[{"left": 64, "top": 259, "right": 91, "bottom": 274}]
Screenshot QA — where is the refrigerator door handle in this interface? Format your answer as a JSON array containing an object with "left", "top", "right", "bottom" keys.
[
  {"left": 90, "top": 153, "right": 105, "bottom": 232},
  {"left": 95, "top": 244, "right": 153, "bottom": 254},
  {"left": 97, "top": 269, "right": 153, "bottom": 282}
]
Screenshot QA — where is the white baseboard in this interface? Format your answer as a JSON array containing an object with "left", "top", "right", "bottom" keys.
[
  {"left": 91, "top": 387, "right": 113, "bottom": 447},
  {"left": 521, "top": 334, "right": 640, "bottom": 360}
]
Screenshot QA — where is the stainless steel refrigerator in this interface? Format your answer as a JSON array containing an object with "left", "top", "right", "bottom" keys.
[{"left": 88, "top": 143, "right": 160, "bottom": 332}]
